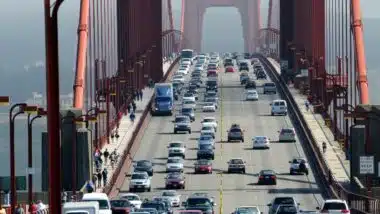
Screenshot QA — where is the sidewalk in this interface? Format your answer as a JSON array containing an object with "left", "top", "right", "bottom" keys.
[
  {"left": 267, "top": 58, "right": 350, "bottom": 185},
  {"left": 94, "top": 61, "right": 174, "bottom": 193}
]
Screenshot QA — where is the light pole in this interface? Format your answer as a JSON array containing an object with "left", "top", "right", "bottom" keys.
[
  {"left": 26, "top": 107, "right": 46, "bottom": 211},
  {"left": 9, "top": 101, "right": 27, "bottom": 213}
]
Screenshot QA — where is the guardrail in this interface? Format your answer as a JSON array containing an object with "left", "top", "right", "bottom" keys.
[
  {"left": 255, "top": 54, "right": 380, "bottom": 214},
  {"left": 104, "top": 56, "right": 180, "bottom": 196}
]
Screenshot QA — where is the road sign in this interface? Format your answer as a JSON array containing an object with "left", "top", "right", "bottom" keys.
[
  {"left": 0, "top": 176, "right": 27, "bottom": 191},
  {"left": 359, "top": 156, "right": 374, "bottom": 174}
]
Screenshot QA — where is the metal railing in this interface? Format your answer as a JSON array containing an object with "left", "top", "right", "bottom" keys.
[{"left": 256, "top": 54, "right": 380, "bottom": 214}]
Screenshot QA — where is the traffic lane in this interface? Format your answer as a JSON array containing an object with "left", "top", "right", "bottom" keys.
[{"left": 215, "top": 71, "right": 323, "bottom": 212}]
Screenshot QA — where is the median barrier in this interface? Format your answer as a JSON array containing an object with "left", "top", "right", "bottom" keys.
[{"left": 256, "top": 54, "right": 380, "bottom": 214}]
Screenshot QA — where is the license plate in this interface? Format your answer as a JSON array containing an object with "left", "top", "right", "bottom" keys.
[
  {"left": 265, "top": 176, "right": 269, "bottom": 179},
  {"left": 173, "top": 184, "right": 177, "bottom": 187},
  {"left": 137, "top": 185, "right": 142, "bottom": 188}
]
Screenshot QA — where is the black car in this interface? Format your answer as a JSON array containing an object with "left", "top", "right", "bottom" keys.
[
  {"left": 245, "top": 81, "right": 256, "bottom": 89},
  {"left": 141, "top": 201, "right": 167, "bottom": 214},
  {"left": 244, "top": 53, "right": 251, "bottom": 59},
  {"left": 134, "top": 160, "right": 154, "bottom": 176},
  {"left": 256, "top": 71, "right": 267, "bottom": 79},
  {"left": 152, "top": 198, "right": 173, "bottom": 214},
  {"left": 197, "top": 145, "right": 214, "bottom": 160},
  {"left": 182, "top": 196, "right": 215, "bottom": 214},
  {"left": 257, "top": 169, "right": 277, "bottom": 185}
]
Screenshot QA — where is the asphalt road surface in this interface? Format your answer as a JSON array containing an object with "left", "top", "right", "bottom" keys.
[{"left": 119, "top": 60, "right": 323, "bottom": 213}]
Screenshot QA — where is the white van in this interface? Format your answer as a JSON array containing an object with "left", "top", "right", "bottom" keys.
[
  {"left": 81, "top": 193, "right": 112, "bottom": 214},
  {"left": 62, "top": 201, "right": 99, "bottom": 214},
  {"left": 270, "top": 99, "right": 287, "bottom": 116}
]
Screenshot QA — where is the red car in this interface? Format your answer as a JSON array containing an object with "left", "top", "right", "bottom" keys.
[
  {"left": 225, "top": 66, "right": 235, "bottom": 72},
  {"left": 207, "top": 70, "right": 218, "bottom": 77},
  {"left": 165, "top": 172, "right": 186, "bottom": 189},
  {"left": 194, "top": 159, "right": 212, "bottom": 174}
]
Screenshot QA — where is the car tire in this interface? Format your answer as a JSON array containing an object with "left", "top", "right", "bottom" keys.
[
  {"left": 227, "top": 170, "right": 231, "bottom": 173},
  {"left": 273, "top": 181, "right": 277, "bottom": 185},
  {"left": 242, "top": 169, "right": 246, "bottom": 174},
  {"left": 227, "top": 138, "right": 231, "bottom": 142},
  {"left": 189, "top": 130, "right": 192, "bottom": 134},
  {"left": 271, "top": 112, "right": 274, "bottom": 116},
  {"left": 174, "top": 130, "right": 177, "bottom": 134},
  {"left": 290, "top": 171, "right": 294, "bottom": 175},
  {"left": 182, "top": 185, "right": 185, "bottom": 189},
  {"left": 241, "top": 138, "right": 244, "bottom": 143},
  {"left": 148, "top": 187, "right": 151, "bottom": 192}
]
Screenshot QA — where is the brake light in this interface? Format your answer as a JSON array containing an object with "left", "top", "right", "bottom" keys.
[
  {"left": 271, "top": 176, "right": 276, "bottom": 179},
  {"left": 341, "top": 210, "right": 350, "bottom": 213},
  {"left": 259, "top": 176, "right": 264, "bottom": 179}
]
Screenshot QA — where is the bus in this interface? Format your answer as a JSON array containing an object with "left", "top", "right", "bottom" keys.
[{"left": 181, "top": 49, "right": 194, "bottom": 59}]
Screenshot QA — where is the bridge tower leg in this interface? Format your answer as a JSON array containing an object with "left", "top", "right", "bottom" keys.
[
  {"left": 239, "top": 0, "right": 260, "bottom": 53},
  {"left": 279, "top": 0, "right": 295, "bottom": 71},
  {"left": 181, "top": 0, "right": 204, "bottom": 52}
]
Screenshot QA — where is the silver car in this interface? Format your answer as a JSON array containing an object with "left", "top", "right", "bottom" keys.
[
  {"left": 160, "top": 190, "right": 181, "bottom": 207},
  {"left": 167, "top": 141, "right": 186, "bottom": 158},
  {"left": 201, "top": 125, "right": 215, "bottom": 139},
  {"left": 198, "top": 134, "right": 215, "bottom": 148},
  {"left": 166, "top": 157, "right": 184, "bottom": 172},
  {"left": 278, "top": 128, "right": 296, "bottom": 142}
]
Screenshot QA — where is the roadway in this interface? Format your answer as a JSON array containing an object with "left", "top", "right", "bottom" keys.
[{"left": 119, "top": 60, "right": 323, "bottom": 213}]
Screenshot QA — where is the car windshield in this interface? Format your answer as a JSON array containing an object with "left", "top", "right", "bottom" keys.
[
  {"left": 156, "top": 97, "right": 171, "bottom": 102},
  {"left": 183, "top": 100, "right": 195, "bottom": 104},
  {"left": 200, "top": 136, "right": 212, "bottom": 141},
  {"left": 199, "top": 145, "right": 213, "bottom": 150},
  {"left": 167, "top": 173, "right": 182, "bottom": 179},
  {"left": 323, "top": 202, "right": 347, "bottom": 210},
  {"left": 229, "top": 159, "right": 243, "bottom": 164},
  {"left": 142, "top": 203, "right": 164, "bottom": 211},
  {"left": 205, "top": 98, "right": 217, "bottom": 103},
  {"left": 131, "top": 174, "right": 147, "bottom": 180},
  {"left": 265, "top": 83, "right": 276, "bottom": 87},
  {"left": 261, "top": 170, "right": 275, "bottom": 175},
  {"left": 255, "top": 137, "right": 267, "bottom": 141},
  {"left": 82, "top": 199, "right": 109, "bottom": 209},
  {"left": 121, "top": 195, "right": 139, "bottom": 201},
  {"left": 281, "top": 129, "right": 294, "bottom": 133},
  {"left": 273, "top": 197, "right": 295, "bottom": 205},
  {"left": 204, "top": 103, "right": 214, "bottom": 106},
  {"left": 111, "top": 200, "right": 131, "bottom": 208},
  {"left": 236, "top": 207, "right": 260, "bottom": 214},
  {"left": 230, "top": 129, "right": 241, "bottom": 133},
  {"left": 162, "top": 191, "right": 176, "bottom": 197},
  {"left": 169, "top": 143, "right": 182, "bottom": 148},
  {"left": 136, "top": 161, "right": 151, "bottom": 167},
  {"left": 197, "top": 160, "right": 211, "bottom": 165},
  {"left": 187, "top": 198, "right": 212, "bottom": 207},
  {"left": 182, "top": 108, "right": 193, "bottom": 113},
  {"left": 276, "top": 206, "right": 297, "bottom": 214},
  {"left": 167, "top": 159, "right": 181, "bottom": 164},
  {"left": 203, "top": 119, "right": 215, "bottom": 123},
  {"left": 175, "top": 117, "right": 189, "bottom": 123},
  {"left": 137, "top": 208, "right": 157, "bottom": 214},
  {"left": 184, "top": 93, "right": 193, "bottom": 97},
  {"left": 202, "top": 126, "right": 213, "bottom": 131}
]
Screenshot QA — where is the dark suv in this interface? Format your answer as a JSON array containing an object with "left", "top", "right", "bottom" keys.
[
  {"left": 182, "top": 196, "right": 215, "bottom": 214},
  {"left": 245, "top": 81, "right": 256, "bottom": 89},
  {"left": 227, "top": 124, "right": 244, "bottom": 142}
]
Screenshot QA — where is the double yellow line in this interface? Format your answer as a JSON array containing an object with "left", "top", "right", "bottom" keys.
[{"left": 218, "top": 75, "right": 224, "bottom": 214}]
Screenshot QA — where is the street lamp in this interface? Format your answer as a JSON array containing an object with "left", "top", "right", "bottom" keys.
[
  {"left": 26, "top": 106, "right": 46, "bottom": 211},
  {"left": 9, "top": 101, "right": 27, "bottom": 211}
]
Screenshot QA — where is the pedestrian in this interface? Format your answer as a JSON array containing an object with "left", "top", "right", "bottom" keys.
[
  {"left": 305, "top": 100, "right": 310, "bottom": 111},
  {"left": 322, "top": 141, "right": 327, "bottom": 154},
  {"left": 97, "top": 170, "right": 102, "bottom": 187},
  {"left": 30, "top": 202, "right": 38, "bottom": 213},
  {"left": 139, "top": 89, "right": 143, "bottom": 100},
  {"left": 135, "top": 91, "right": 140, "bottom": 101},
  {"left": 92, "top": 173, "right": 98, "bottom": 189},
  {"left": 86, "top": 180, "right": 95, "bottom": 193},
  {"left": 127, "top": 103, "right": 131, "bottom": 113},
  {"left": 36, "top": 200, "right": 46, "bottom": 211},
  {"left": 132, "top": 101, "right": 137, "bottom": 112},
  {"left": 102, "top": 168, "right": 108, "bottom": 186},
  {"left": 14, "top": 204, "right": 24, "bottom": 214},
  {"left": 95, "top": 159, "right": 102, "bottom": 171},
  {"left": 130, "top": 111, "right": 136, "bottom": 123},
  {"left": 103, "top": 149, "right": 110, "bottom": 164},
  {"left": 61, "top": 190, "right": 68, "bottom": 203}
]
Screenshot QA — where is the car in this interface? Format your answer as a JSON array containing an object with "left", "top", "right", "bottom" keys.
[
  {"left": 201, "top": 117, "right": 217, "bottom": 131},
  {"left": 289, "top": 157, "right": 309, "bottom": 175},
  {"left": 232, "top": 206, "right": 261, "bottom": 214},
  {"left": 172, "top": 76, "right": 185, "bottom": 83},
  {"left": 194, "top": 159, "right": 213, "bottom": 174},
  {"left": 202, "top": 102, "right": 216, "bottom": 112},
  {"left": 165, "top": 172, "right": 185, "bottom": 189},
  {"left": 263, "top": 82, "right": 276, "bottom": 94},
  {"left": 198, "top": 134, "right": 215, "bottom": 148},
  {"left": 176, "top": 210, "right": 202, "bottom": 214},
  {"left": 151, "top": 197, "right": 173, "bottom": 214},
  {"left": 207, "top": 70, "right": 218, "bottom": 77},
  {"left": 181, "top": 107, "right": 195, "bottom": 122},
  {"left": 207, "top": 63, "right": 217, "bottom": 70},
  {"left": 173, "top": 115, "right": 191, "bottom": 134},
  {"left": 204, "top": 91, "right": 218, "bottom": 101},
  {"left": 141, "top": 201, "right": 167, "bottom": 214},
  {"left": 167, "top": 141, "right": 186, "bottom": 158},
  {"left": 252, "top": 136, "right": 270, "bottom": 149},
  {"left": 206, "top": 78, "right": 218, "bottom": 91},
  {"left": 182, "top": 100, "right": 196, "bottom": 109},
  {"left": 257, "top": 170, "right": 277, "bottom": 185},
  {"left": 224, "top": 62, "right": 234, "bottom": 67},
  {"left": 274, "top": 205, "right": 299, "bottom": 214},
  {"left": 110, "top": 198, "right": 135, "bottom": 214},
  {"left": 227, "top": 158, "right": 246, "bottom": 173},
  {"left": 225, "top": 66, "right": 235, "bottom": 72},
  {"left": 267, "top": 197, "right": 300, "bottom": 214},
  {"left": 119, "top": 193, "right": 142, "bottom": 209},
  {"left": 316, "top": 199, "right": 350, "bottom": 213},
  {"left": 246, "top": 90, "right": 258, "bottom": 101},
  {"left": 166, "top": 157, "right": 184, "bottom": 173},
  {"left": 129, "top": 172, "right": 151, "bottom": 192},
  {"left": 227, "top": 124, "right": 244, "bottom": 142},
  {"left": 188, "top": 85, "right": 199, "bottom": 93},
  {"left": 270, "top": 100, "right": 287, "bottom": 116},
  {"left": 183, "top": 93, "right": 196, "bottom": 102},
  {"left": 278, "top": 127, "right": 296, "bottom": 142},
  {"left": 135, "top": 208, "right": 158, "bottom": 214},
  {"left": 256, "top": 71, "right": 267, "bottom": 79},
  {"left": 204, "top": 97, "right": 218, "bottom": 109},
  {"left": 245, "top": 80, "right": 256, "bottom": 89},
  {"left": 133, "top": 160, "right": 154, "bottom": 176},
  {"left": 182, "top": 196, "right": 215, "bottom": 214},
  {"left": 160, "top": 190, "right": 181, "bottom": 207},
  {"left": 194, "top": 64, "right": 204, "bottom": 70},
  {"left": 240, "top": 73, "right": 250, "bottom": 85},
  {"left": 197, "top": 144, "right": 214, "bottom": 160},
  {"left": 200, "top": 125, "right": 215, "bottom": 139}
]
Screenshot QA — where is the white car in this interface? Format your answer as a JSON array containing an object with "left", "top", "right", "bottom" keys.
[
  {"left": 119, "top": 193, "right": 142, "bottom": 209},
  {"left": 246, "top": 90, "right": 259, "bottom": 101},
  {"left": 317, "top": 199, "right": 350, "bottom": 213},
  {"left": 194, "top": 64, "right": 204, "bottom": 70},
  {"left": 289, "top": 157, "right": 309, "bottom": 175},
  {"left": 181, "top": 59, "right": 191, "bottom": 66},
  {"left": 201, "top": 117, "right": 218, "bottom": 131},
  {"left": 167, "top": 141, "right": 186, "bottom": 158},
  {"left": 200, "top": 124, "right": 215, "bottom": 139},
  {"left": 252, "top": 136, "right": 270, "bottom": 149},
  {"left": 166, "top": 157, "right": 184, "bottom": 172},
  {"left": 233, "top": 206, "right": 261, "bottom": 214},
  {"left": 183, "top": 94, "right": 196, "bottom": 102},
  {"left": 160, "top": 190, "right": 181, "bottom": 207},
  {"left": 202, "top": 102, "right": 216, "bottom": 112},
  {"left": 177, "top": 68, "right": 188, "bottom": 75},
  {"left": 270, "top": 99, "right": 287, "bottom": 116},
  {"left": 129, "top": 172, "right": 151, "bottom": 192},
  {"left": 172, "top": 76, "right": 185, "bottom": 83},
  {"left": 182, "top": 99, "right": 196, "bottom": 109}
]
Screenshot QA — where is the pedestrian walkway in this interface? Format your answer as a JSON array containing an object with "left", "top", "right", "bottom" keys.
[
  {"left": 267, "top": 58, "right": 350, "bottom": 184},
  {"left": 93, "top": 60, "right": 176, "bottom": 193}
]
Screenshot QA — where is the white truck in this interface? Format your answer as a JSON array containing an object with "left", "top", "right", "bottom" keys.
[{"left": 62, "top": 201, "right": 100, "bottom": 214}]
